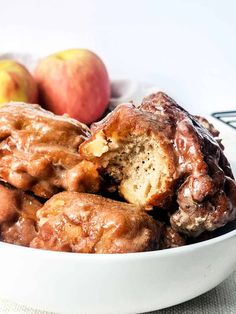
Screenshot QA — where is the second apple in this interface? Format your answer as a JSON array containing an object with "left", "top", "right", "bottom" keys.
[{"left": 34, "top": 49, "right": 110, "bottom": 124}]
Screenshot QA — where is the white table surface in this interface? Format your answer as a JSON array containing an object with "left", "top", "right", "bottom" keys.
[{"left": 0, "top": 1, "right": 235, "bottom": 313}]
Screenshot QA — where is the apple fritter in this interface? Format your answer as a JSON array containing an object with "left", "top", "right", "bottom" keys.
[
  {"left": 80, "top": 92, "right": 236, "bottom": 237},
  {"left": 0, "top": 103, "right": 101, "bottom": 198},
  {"left": 0, "top": 182, "right": 42, "bottom": 246},
  {"left": 30, "top": 192, "right": 161, "bottom": 253}
]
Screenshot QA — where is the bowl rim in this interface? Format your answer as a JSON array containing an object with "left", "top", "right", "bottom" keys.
[{"left": 0, "top": 227, "right": 235, "bottom": 261}]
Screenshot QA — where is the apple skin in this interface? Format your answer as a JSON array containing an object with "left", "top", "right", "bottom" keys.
[
  {"left": 34, "top": 49, "right": 111, "bottom": 124},
  {"left": 0, "top": 60, "right": 38, "bottom": 105}
]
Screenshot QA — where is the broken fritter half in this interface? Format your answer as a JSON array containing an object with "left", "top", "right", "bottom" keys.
[{"left": 80, "top": 92, "right": 236, "bottom": 237}]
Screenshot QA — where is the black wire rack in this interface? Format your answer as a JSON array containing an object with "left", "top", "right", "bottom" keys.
[{"left": 212, "top": 111, "right": 236, "bottom": 130}]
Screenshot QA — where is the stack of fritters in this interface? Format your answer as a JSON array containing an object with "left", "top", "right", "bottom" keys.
[{"left": 0, "top": 93, "right": 235, "bottom": 253}]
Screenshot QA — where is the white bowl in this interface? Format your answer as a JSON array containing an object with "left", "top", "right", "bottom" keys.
[{"left": 0, "top": 227, "right": 235, "bottom": 314}]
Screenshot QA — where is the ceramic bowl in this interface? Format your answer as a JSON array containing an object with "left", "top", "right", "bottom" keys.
[{"left": 0, "top": 225, "right": 235, "bottom": 314}]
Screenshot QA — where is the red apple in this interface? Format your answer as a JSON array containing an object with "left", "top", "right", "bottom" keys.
[
  {"left": 34, "top": 49, "right": 110, "bottom": 124},
  {"left": 0, "top": 60, "right": 38, "bottom": 106}
]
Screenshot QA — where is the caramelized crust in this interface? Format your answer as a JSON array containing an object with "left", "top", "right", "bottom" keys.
[
  {"left": 80, "top": 103, "right": 178, "bottom": 208},
  {"left": 0, "top": 182, "right": 42, "bottom": 246},
  {"left": 30, "top": 192, "right": 161, "bottom": 253},
  {"left": 160, "top": 226, "right": 186, "bottom": 249},
  {"left": 194, "top": 115, "right": 223, "bottom": 149},
  {"left": 194, "top": 115, "right": 219, "bottom": 137},
  {"left": 0, "top": 103, "right": 100, "bottom": 198},
  {"left": 1, "top": 218, "right": 38, "bottom": 247}
]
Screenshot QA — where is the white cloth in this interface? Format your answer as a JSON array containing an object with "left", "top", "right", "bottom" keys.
[{"left": 155, "top": 271, "right": 236, "bottom": 314}]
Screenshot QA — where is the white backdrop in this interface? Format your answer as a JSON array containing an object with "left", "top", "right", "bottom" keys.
[{"left": 0, "top": 0, "right": 236, "bottom": 115}]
